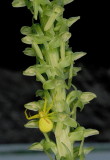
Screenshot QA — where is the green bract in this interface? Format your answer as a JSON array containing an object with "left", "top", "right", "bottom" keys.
[{"left": 12, "top": 0, "right": 99, "bottom": 160}]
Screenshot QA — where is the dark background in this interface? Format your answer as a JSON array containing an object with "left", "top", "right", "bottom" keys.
[{"left": 0, "top": 0, "right": 109, "bottom": 144}]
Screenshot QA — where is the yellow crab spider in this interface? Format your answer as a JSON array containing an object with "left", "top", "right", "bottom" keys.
[{"left": 24, "top": 98, "right": 55, "bottom": 133}]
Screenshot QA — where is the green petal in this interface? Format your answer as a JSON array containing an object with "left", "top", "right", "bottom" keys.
[
  {"left": 64, "top": 0, "right": 74, "bottom": 5},
  {"left": 84, "top": 129, "right": 99, "bottom": 137},
  {"left": 23, "top": 65, "right": 36, "bottom": 76},
  {"left": 73, "top": 52, "right": 87, "bottom": 61},
  {"left": 80, "top": 92, "right": 97, "bottom": 103},
  {"left": 23, "top": 47, "right": 36, "bottom": 57},
  {"left": 24, "top": 120, "right": 38, "bottom": 128},
  {"left": 61, "top": 32, "right": 71, "bottom": 42},
  {"left": 29, "top": 142, "right": 43, "bottom": 151},
  {"left": 20, "top": 26, "right": 32, "bottom": 35},
  {"left": 84, "top": 147, "right": 94, "bottom": 155},
  {"left": 21, "top": 35, "right": 33, "bottom": 44},
  {"left": 24, "top": 100, "right": 44, "bottom": 111},
  {"left": 67, "top": 16, "right": 80, "bottom": 27},
  {"left": 43, "top": 79, "right": 66, "bottom": 90},
  {"left": 69, "top": 127, "right": 99, "bottom": 142},
  {"left": 66, "top": 90, "right": 82, "bottom": 105},
  {"left": 59, "top": 55, "right": 72, "bottom": 68},
  {"left": 73, "top": 146, "right": 94, "bottom": 159},
  {"left": 69, "top": 127, "right": 85, "bottom": 141},
  {"left": 43, "top": 140, "right": 57, "bottom": 154},
  {"left": 63, "top": 117, "right": 77, "bottom": 128},
  {"left": 53, "top": 100, "right": 70, "bottom": 113},
  {"left": 12, "top": 0, "right": 26, "bottom": 7}
]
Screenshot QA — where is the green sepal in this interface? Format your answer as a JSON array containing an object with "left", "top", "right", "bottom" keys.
[
  {"left": 36, "top": 90, "right": 52, "bottom": 104},
  {"left": 49, "top": 36, "right": 61, "bottom": 48},
  {"left": 73, "top": 67, "right": 82, "bottom": 76},
  {"left": 60, "top": 157, "right": 67, "bottom": 160},
  {"left": 69, "top": 127, "right": 99, "bottom": 142},
  {"left": 59, "top": 55, "right": 72, "bottom": 68},
  {"left": 12, "top": 0, "right": 26, "bottom": 7},
  {"left": 23, "top": 47, "right": 36, "bottom": 57},
  {"left": 54, "top": 17, "right": 67, "bottom": 32},
  {"left": 61, "top": 142, "right": 73, "bottom": 160},
  {"left": 23, "top": 65, "right": 36, "bottom": 76},
  {"left": 36, "top": 70, "right": 46, "bottom": 83},
  {"left": 20, "top": 26, "right": 32, "bottom": 35},
  {"left": 32, "top": 0, "right": 50, "bottom": 20},
  {"left": 53, "top": 113, "right": 77, "bottom": 128},
  {"left": 67, "top": 16, "right": 80, "bottom": 27},
  {"left": 66, "top": 90, "right": 82, "bottom": 105},
  {"left": 69, "top": 127, "right": 85, "bottom": 141},
  {"left": 40, "top": 0, "right": 51, "bottom": 5},
  {"left": 24, "top": 100, "right": 44, "bottom": 111},
  {"left": 22, "top": 35, "right": 51, "bottom": 45},
  {"left": 43, "top": 79, "right": 66, "bottom": 90},
  {"left": 44, "top": 5, "right": 64, "bottom": 31},
  {"left": 79, "top": 138, "right": 85, "bottom": 159},
  {"left": 53, "top": 113, "right": 67, "bottom": 122},
  {"left": 80, "top": 92, "right": 97, "bottom": 103},
  {"left": 43, "top": 140, "right": 57, "bottom": 154},
  {"left": 53, "top": 100, "right": 70, "bottom": 113},
  {"left": 84, "top": 147, "right": 94, "bottom": 154},
  {"left": 24, "top": 120, "right": 38, "bottom": 128},
  {"left": 84, "top": 129, "right": 99, "bottom": 137},
  {"left": 63, "top": 0, "right": 74, "bottom": 5},
  {"left": 21, "top": 35, "right": 33, "bottom": 44},
  {"left": 63, "top": 117, "right": 77, "bottom": 128},
  {"left": 61, "top": 32, "right": 71, "bottom": 42},
  {"left": 32, "top": 0, "right": 39, "bottom": 20},
  {"left": 49, "top": 32, "right": 71, "bottom": 49},
  {"left": 34, "top": 24, "right": 44, "bottom": 36},
  {"left": 73, "top": 146, "right": 94, "bottom": 159},
  {"left": 53, "top": 67, "right": 64, "bottom": 79},
  {"left": 73, "top": 52, "right": 87, "bottom": 61},
  {"left": 29, "top": 141, "right": 43, "bottom": 151},
  {"left": 36, "top": 90, "right": 45, "bottom": 98},
  {"left": 36, "top": 64, "right": 50, "bottom": 74},
  {"left": 32, "top": 42, "right": 43, "bottom": 59}
]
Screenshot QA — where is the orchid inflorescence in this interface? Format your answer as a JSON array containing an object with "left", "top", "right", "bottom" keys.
[{"left": 12, "top": 0, "right": 99, "bottom": 160}]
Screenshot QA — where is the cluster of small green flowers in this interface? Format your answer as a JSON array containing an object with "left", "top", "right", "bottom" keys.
[{"left": 12, "top": 0, "right": 99, "bottom": 160}]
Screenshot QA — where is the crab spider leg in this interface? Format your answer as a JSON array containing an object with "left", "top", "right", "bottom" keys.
[
  {"left": 24, "top": 109, "right": 40, "bottom": 120},
  {"left": 46, "top": 104, "right": 53, "bottom": 114},
  {"left": 47, "top": 112, "right": 56, "bottom": 116},
  {"left": 29, "top": 112, "right": 31, "bottom": 117},
  {"left": 43, "top": 94, "right": 57, "bottom": 114},
  {"left": 43, "top": 98, "right": 47, "bottom": 112},
  {"left": 46, "top": 96, "right": 56, "bottom": 114}
]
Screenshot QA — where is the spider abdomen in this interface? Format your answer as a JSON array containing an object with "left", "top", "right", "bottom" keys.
[{"left": 39, "top": 118, "right": 53, "bottom": 133}]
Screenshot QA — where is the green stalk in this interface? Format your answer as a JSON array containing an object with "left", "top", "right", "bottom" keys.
[{"left": 53, "top": 88, "right": 73, "bottom": 160}]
